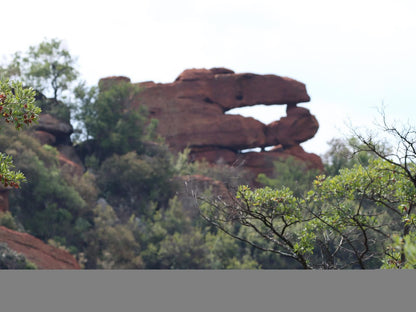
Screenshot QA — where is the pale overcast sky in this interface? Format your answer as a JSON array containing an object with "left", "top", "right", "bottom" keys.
[{"left": 2, "top": 0, "right": 416, "bottom": 155}]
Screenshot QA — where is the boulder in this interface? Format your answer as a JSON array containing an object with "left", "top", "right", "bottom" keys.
[
  {"left": 266, "top": 106, "right": 319, "bottom": 147},
  {"left": 126, "top": 68, "right": 315, "bottom": 151},
  {"left": 34, "top": 113, "right": 73, "bottom": 145},
  {"left": 31, "top": 111, "right": 85, "bottom": 177},
  {"left": 240, "top": 145, "right": 324, "bottom": 180},
  {"left": 172, "top": 68, "right": 310, "bottom": 109},
  {"left": 99, "top": 76, "right": 131, "bottom": 91}
]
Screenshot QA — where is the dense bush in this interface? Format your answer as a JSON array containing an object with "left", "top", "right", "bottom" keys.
[
  {"left": 0, "top": 127, "right": 90, "bottom": 251},
  {"left": 0, "top": 243, "right": 37, "bottom": 269}
]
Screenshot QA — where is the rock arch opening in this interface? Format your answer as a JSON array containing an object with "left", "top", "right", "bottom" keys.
[{"left": 225, "top": 104, "right": 287, "bottom": 126}]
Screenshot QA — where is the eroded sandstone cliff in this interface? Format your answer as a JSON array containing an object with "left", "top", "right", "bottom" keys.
[{"left": 101, "top": 68, "right": 323, "bottom": 179}]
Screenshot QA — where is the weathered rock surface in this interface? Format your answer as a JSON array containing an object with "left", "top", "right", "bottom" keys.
[
  {"left": 34, "top": 113, "right": 73, "bottom": 145},
  {"left": 173, "top": 68, "right": 311, "bottom": 109},
  {"left": 0, "top": 226, "right": 81, "bottom": 269},
  {"left": 31, "top": 112, "right": 84, "bottom": 178},
  {"left": 100, "top": 68, "right": 323, "bottom": 181},
  {"left": 240, "top": 145, "right": 324, "bottom": 179},
  {"left": 266, "top": 105, "right": 320, "bottom": 147}
]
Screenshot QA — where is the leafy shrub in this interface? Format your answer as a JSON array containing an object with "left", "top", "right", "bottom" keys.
[
  {"left": 256, "top": 156, "right": 319, "bottom": 197},
  {"left": 0, "top": 128, "right": 89, "bottom": 250},
  {"left": 97, "top": 148, "right": 175, "bottom": 219},
  {"left": 0, "top": 211, "right": 19, "bottom": 231},
  {"left": 0, "top": 243, "right": 37, "bottom": 269}
]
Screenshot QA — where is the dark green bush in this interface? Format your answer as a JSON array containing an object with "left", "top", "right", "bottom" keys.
[{"left": 0, "top": 243, "right": 37, "bottom": 269}]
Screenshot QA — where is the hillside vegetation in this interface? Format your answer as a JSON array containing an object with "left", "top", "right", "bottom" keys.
[{"left": 1, "top": 39, "right": 415, "bottom": 269}]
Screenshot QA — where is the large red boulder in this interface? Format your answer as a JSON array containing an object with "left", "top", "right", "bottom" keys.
[
  {"left": 173, "top": 68, "right": 310, "bottom": 109},
  {"left": 266, "top": 106, "right": 319, "bottom": 147},
  {"left": 127, "top": 68, "right": 314, "bottom": 152},
  {"left": 35, "top": 113, "right": 73, "bottom": 145}
]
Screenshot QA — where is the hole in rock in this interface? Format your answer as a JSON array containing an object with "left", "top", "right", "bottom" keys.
[
  {"left": 264, "top": 146, "right": 276, "bottom": 151},
  {"left": 239, "top": 146, "right": 280, "bottom": 153},
  {"left": 225, "top": 104, "right": 287, "bottom": 125},
  {"left": 240, "top": 147, "right": 262, "bottom": 153}
]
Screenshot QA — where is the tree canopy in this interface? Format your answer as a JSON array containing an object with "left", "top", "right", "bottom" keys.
[
  {"left": 0, "top": 38, "right": 78, "bottom": 101},
  {"left": 200, "top": 116, "right": 416, "bottom": 269},
  {"left": 0, "top": 79, "right": 40, "bottom": 188}
]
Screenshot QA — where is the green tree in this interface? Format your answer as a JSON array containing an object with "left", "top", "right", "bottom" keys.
[
  {"left": 97, "top": 148, "right": 175, "bottom": 219},
  {"left": 0, "top": 128, "right": 90, "bottom": 252},
  {"left": 322, "top": 137, "right": 382, "bottom": 176},
  {"left": 256, "top": 156, "right": 319, "bottom": 197},
  {"left": 1, "top": 38, "right": 79, "bottom": 101},
  {"left": 87, "top": 200, "right": 143, "bottom": 269},
  {"left": 75, "top": 80, "right": 159, "bottom": 162},
  {"left": 0, "top": 79, "right": 40, "bottom": 187},
  {"left": 200, "top": 114, "right": 416, "bottom": 269}
]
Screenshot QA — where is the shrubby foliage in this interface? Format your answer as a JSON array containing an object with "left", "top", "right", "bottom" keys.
[
  {"left": 97, "top": 148, "right": 175, "bottom": 219},
  {"left": 1, "top": 128, "right": 89, "bottom": 251},
  {"left": 1, "top": 42, "right": 264, "bottom": 268},
  {"left": 0, "top": 211, "right": 19, "bottom": 231},
  {"left": 0, "top": 243, "right": 37, "bottom": 269},
  {"left": 0, "top": 80, "right": 40, "bottom": 188},
  {"left": 256, "top": 156, "right": 319, "bottom": 197},
  {"left": 0, "top": 38, "right": 78, "bottom": 101},
  {"left": 174, "top": 148, "right": 253, "bottom": 189},
  {"left": 201, "top": 117, "right": 416, "bottom": 269},
  {"left": 3, "top": 39, "right": 415, "bottom": 270},
  {"left": 75, "top": 81, "right": 159, "bottom": 161}
]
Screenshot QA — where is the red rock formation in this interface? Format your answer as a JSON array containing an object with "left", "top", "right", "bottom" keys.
[
  {"left": 189, "top": 147, "right": 238, "bottom": 165},
  {"left": 101, "top": 68, "right": 324, "bottom": 182},
  {"left": 266, "top": 106, "right": 320, "bottom": 147},
  {"left": 32, "top": 112, "right": 84, "bottom": 177},
  {"left": 241, "top": 145, "right": 324, "bottom": 179},
  {"left": 0, "top": 226, "right": 81, "bottom": 269},
  {"left": 35, "top": 113, "right": 73, "bottom": 145}
]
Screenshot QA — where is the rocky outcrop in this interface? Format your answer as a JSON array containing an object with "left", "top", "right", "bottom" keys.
[
  {"left": 0, "top": 226, "right": 81, "bottom": 269},
  {"left": 34, "top": 113, "right": 73, "bottom": 145},
  {"left": 32, "top": 112, "right": 84, "bottom": 176},
  {"left": 101, "top": 68, "right": 323, "bottom": 181}
]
